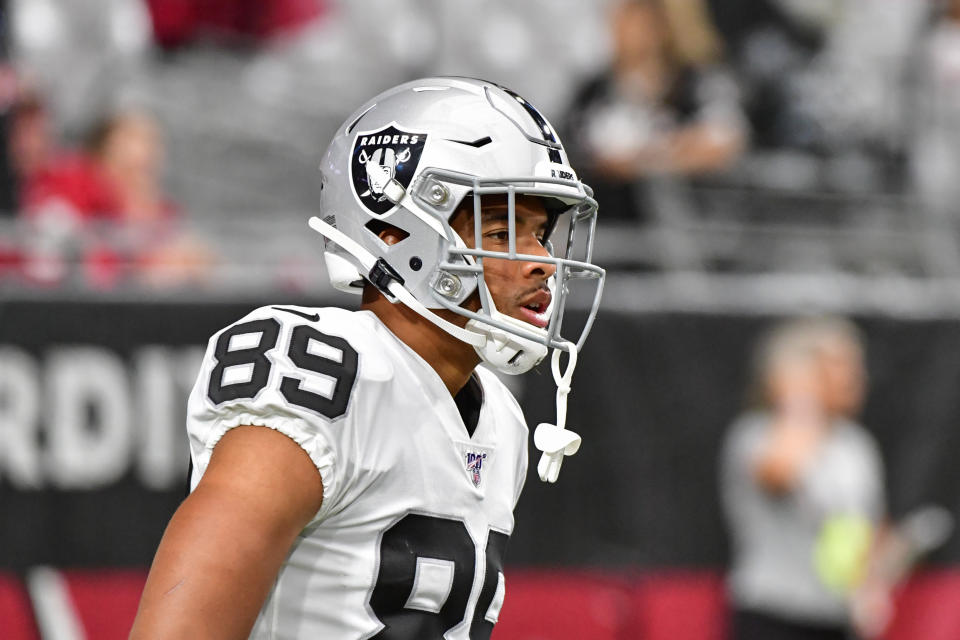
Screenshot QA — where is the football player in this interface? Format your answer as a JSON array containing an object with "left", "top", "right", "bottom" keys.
[{"left": 130, "top": 77, "right": 605, "bottom": 639}]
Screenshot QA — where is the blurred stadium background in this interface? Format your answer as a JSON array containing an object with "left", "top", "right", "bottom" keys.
[{"left": 2, "top": 0, "right": 960, "bottom": 638}]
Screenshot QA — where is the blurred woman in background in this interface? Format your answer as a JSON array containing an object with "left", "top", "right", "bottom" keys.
[
  {"left": 562, "top": 0, "right": 746, "bottom": 225},
  {"left": 720, "top": 317, "right": 890, "bottom": 640},
  {"left": 19, "top": 106, "right": 210, "bottom": 289}
]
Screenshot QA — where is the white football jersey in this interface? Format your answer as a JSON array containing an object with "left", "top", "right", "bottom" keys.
[{"left": 185, "top": 305, "right": 529, "bottom": 640}]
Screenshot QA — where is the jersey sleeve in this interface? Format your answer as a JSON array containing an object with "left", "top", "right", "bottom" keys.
[{"left": 185, "top": 305, "right": 366, "bottom": 523}]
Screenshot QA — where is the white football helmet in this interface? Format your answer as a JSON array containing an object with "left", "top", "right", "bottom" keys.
[{"left": 311, "top": 76, "right": 604, "bottom": 369}]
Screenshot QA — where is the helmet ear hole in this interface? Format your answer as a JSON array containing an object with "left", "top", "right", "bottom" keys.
[{"left": 365, "top": 219, "right": 409, "bottom": 246}]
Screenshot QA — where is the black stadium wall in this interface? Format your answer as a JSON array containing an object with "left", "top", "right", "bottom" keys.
[
  {"left": 2, "top": 300, "right": 960, "bottom": 569},
  {"left": 1, "top": 299, "right": 959, "bottom": 638}
]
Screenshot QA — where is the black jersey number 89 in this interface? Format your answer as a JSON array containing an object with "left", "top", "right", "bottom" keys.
[{"left": 207, "top": 318, "right": 358, "bottom": 419}]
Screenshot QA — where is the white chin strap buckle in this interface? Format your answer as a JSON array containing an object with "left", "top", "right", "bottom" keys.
[
  {"left": 533, "top": 344, "right": 580, "bottom": 483},
  {"left": 534, "top": 423, "right": 581, "bottom": 483}
]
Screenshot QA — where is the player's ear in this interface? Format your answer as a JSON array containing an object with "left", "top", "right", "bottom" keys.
[
  {"left": 366, "top": 220, "right": 409, "bottom": 246},
  {"left": 379, "top": 228, "right": 405, "bottom": 246}
]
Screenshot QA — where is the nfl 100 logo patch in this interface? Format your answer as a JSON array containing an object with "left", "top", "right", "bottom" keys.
[
  {"left": 456, "top": 442, "right": 494, "bottom": 490},
  {"left": 465, "top": 451, "right": 487, "bottom": 488}
]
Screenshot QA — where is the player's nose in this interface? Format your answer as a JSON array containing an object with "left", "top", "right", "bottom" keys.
[{"left": 521, "top": 240, "right": 556, "bottom": 281}]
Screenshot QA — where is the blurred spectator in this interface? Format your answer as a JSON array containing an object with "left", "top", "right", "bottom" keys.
[
  {"left": 562, "top": 0, "right": 746, "bottom": 224},
  {"left": 904, "top": 0, "right": 960, "bottom": 276},
  {"left": 0, "top": 51, "right": 20, "bottom": 277},
  {"left": 911, "top": 0, "right": 960, "bottom": 222},
  {"left": 720, "top": 317, "right": 889, "bottom": 640},
  {"left": 8, "top": 0, "right": 155, "bottom": 138},
  {"left": 0, "top": 91, "right": 17, "bottom": 213},
  {"left": 710, "top": 0, "right": 925, "bottom": 193},
  {"left": 12, "top": 89, "right": 107, "bottom": 285},
  {"left": 9, "top": 89, "right": 82, "bottom": 209},
  {"left": 89, "top": 109, "right": 172, "bottom": 226},
  {"left": 21, "top": 107, "right": 211, "bottom": 289},
  {"left": 706, "top": 0, "right": 829, "bottom": 151},
  {"left": 0, "top": 0, "right": 17, "bottom": 216}
]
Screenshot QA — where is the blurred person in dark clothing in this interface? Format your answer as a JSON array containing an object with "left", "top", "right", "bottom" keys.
[
  {"left": 705, "top": 0, "right": 829, "bottom": 150},
  {"left": 562, "top": 0, "right": 746, "bottom": 224},
  {"left": 0, "top": 77, "right": 17, "bottom": 216},
  {"left": 720, "top": 317, "right": 890, "bottom": 640},
  {"left": 0, "top": 68, "right": 20, "bottom": 276},
  {"left": 709, "top": 0, "right": 923, "bottom": 195},
  {"left": 0, "top": 0, "right": 16, "bottom": 216}
]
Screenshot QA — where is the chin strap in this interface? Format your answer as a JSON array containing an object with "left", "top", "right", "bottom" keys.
[
  {"left": 385, "top": 280, "right": 485, "bottom": 347},
  {"left": 308, "top": 216, "right": 485, "bottom": 347},
  {"left": 533, "top": 343, "right": 582, "bottom": 483}
]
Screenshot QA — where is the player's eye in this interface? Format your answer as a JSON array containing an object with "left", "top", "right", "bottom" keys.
[{"left": 484, "top": 229, "right": 510, "bottom": 242}]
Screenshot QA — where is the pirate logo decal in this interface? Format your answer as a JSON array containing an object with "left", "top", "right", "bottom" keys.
[{"left": 350, "top": 124, "right": 428, "bottom": 215}]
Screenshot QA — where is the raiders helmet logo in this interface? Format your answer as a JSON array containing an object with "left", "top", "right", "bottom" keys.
[{"left": 350, "top": 124, "right": 428, "bottom": 215}]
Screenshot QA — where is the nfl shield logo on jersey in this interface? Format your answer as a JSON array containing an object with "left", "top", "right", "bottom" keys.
[{"left": 350, "top": 124, "right": 428, "bottom": 215}]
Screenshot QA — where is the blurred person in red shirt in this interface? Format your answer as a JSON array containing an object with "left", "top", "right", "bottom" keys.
[
  {"left": 16, "top": 95, "right": 119, "bottom": 223},
  {"left": 7, "top": 92, "right": 56, "bottom": 208},
  {"left": 9, "top": 89, "right": 113, "bottom": 285},
  {"left": 20, "top": 106, "right": 210, "bottom": 289},
  {"left": 144, "top": 0, "right": 325, "bottom": 50}
]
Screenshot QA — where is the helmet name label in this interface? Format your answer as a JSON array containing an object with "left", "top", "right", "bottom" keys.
[
  {"left": 350, "top": 124, "right": 428, "bottom": 215},
  {"left": 535, "top": 161, "right": 578, "bottom": 183},
  {"left": 358, "top": 134, "right": 421, "bottom": 146}
]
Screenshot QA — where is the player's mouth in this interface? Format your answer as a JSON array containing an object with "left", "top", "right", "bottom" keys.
[{"left": 517, "top": 289, "right": 551, "bottom": 329}]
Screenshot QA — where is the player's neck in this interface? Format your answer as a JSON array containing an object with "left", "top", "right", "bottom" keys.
[{"left": 362, "top": 289, "right": 479, "bottom": 396}]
